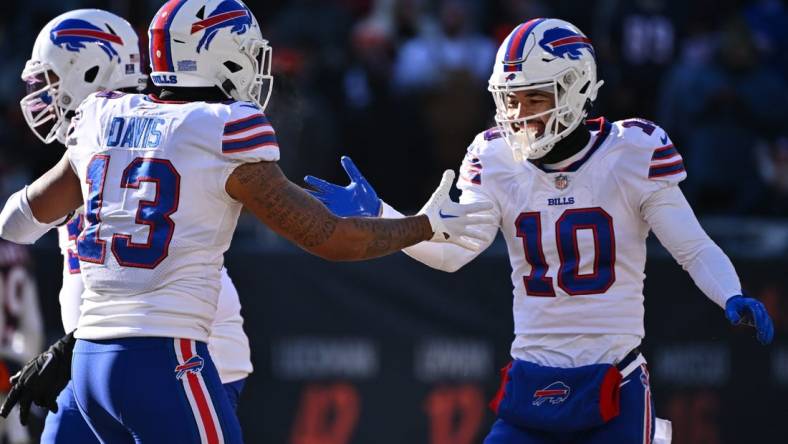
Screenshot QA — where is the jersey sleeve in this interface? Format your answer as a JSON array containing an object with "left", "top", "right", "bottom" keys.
[
  {"left": 456, "top": 131, "right": 504, "bottom": 239},
  {"left": 646, "top": 130, "right": 686, "bottom": 185},
  {"left": 613, "top": 119, "right": 687, "bottom": 208},
  {"left": 58, "top": 211, "right": 84, "bottom": 276},
  {"left": 220, "top": 103, "right": 279, "bottom": 163},
  {"left": 459, "top": 146, "right": 484, "bottom": 187},
  {"left": 66, "top": 92, "right": 104, "bottom": 169},
  {"left": 215, "top": 102, "right": 281, "bottom": 202},
  {"left": 452, "top": 134, "right": 505, "bottom": 270},
  {"left": 457, "top": 130, "right": 502, "bottom": 210},
  {"left": 642, "top": 186, "right": 741, "bottom": 308}
]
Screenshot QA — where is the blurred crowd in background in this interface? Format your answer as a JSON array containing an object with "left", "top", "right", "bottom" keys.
[{"left": 0, "top": 0, "right": 786, "bottom": 216}]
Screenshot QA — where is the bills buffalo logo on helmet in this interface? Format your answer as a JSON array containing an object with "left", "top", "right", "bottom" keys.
[
  {"left": 50, "top": 19, "right": 123, "bottom": 60},
  {"left": 174, "top": 355, "right": 205, "bottom": 380},
  {"left": 191, "top": 0, "right": 252, "bottom": 53},
  {"left": 538, "top": 27, "right": 594, "bottom": 60},
  {"left": 532, "top": 381, "right": 571, "bottom": 406}
]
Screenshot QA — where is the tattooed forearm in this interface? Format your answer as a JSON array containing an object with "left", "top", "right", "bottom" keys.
[
  {"left": 229, "top": 162, "right": 338, "bottom": 247},
  {"left": 228, "top": 161, "right": 432, "bottom": 261},
  {"left": 348, "top": 216, "right": 432, "bottom": 259},
  {"left": 255, "top": 186, "right": 338, "bottom": 248}
]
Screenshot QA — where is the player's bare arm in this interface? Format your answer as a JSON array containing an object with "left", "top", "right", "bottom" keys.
[
  {"left": 305, "top": 156, "right": 500, "bottom": 272},
  {"left": 227, "top": 161, "right": 434, "bottom": 261},
  {"left": 26, "top": 152, "right": 82, "bottom": 223},
  {"left": 1, "top": 152, "right": 82, "bottom": 244}
]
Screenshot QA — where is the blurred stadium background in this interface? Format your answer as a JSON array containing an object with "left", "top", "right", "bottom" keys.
[{"left": 0, "top": 0, "right": 786, "bottom": 443}]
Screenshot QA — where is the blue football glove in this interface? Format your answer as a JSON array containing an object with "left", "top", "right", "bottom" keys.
[
  {"left": 304, "top": 156, "right": 382, "bottom": 217},
  {"left": 725, "top": 295, "right": 774, "bottom": 345}
]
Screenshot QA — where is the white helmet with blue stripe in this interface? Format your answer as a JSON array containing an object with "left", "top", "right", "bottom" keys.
[
  {"left": 148, "top": 0, "right": 273, "bottom": 110},
  {"left": 488, "top": 18, "right": 603, "bottom": 161},
  {"left": 20, "top": 9, "right": 146, "bottom": 144}
]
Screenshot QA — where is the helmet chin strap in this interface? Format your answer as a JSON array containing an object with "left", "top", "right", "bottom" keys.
[
  {"left": 54, "top": 110, "right": 78, "bottom": 144},
  {"left": 220, "top": 79, "right": 237, "bottom": 99}
]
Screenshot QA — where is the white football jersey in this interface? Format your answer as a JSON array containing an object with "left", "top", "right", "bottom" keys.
[
  {"left": 209, "top": 268, "right": 253, "bottom": 383},
  {"left": 56, "top": 245, "right": 252, "bottom": 382},
  {"left": 67, "top": 92, "right": 278, "bottom": 342},
  {"left": 458, "top": 118, "right": 686, "bottom": 338}
]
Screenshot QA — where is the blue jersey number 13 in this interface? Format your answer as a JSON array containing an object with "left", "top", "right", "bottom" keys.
[{"left": 77, "top": 155, "right": 180, "bottom": 269}]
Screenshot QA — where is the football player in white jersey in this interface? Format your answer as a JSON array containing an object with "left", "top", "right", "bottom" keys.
[
  {"left": 1, "top": 8, "right": 253, "bottom": 443},
  {"left": 303, "top": 18, "right": 774, "bottom": 444},
  {"left": 0, "top": 1, "right": 492, "bottom": 442}
]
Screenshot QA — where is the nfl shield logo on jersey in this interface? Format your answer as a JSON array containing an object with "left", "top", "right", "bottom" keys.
[{"left": 554, "top": 174, "right": 569, "bottom": 190}]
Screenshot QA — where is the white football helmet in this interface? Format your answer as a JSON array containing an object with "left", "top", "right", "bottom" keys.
[
  {"left": 21, "top": 9, "right": 146, "bottom": 144},
  {"left": 148, "top": 0, "right": 273, "bottom": 110},
  {"left": 488, "top": 18, "right": 603, "bottom": 161}
]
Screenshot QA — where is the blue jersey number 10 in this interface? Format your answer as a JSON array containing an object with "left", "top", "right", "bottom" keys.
[
  {"left": 516, "top": 207, "right": 616, "bottom": 296},
  {"left": 77, "top": 155, "right": 180, "bottom": 269}
]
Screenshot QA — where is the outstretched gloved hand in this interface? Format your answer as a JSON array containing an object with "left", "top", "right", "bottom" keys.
[
  {"left": 418, "top": 170, "right": 495, "bottom": 251},
  {"left": 304, "top": 156, "right": 381, "bottom": 217}
]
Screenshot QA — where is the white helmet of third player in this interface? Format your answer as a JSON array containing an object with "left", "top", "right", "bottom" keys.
[
  {"left": 488, "top": 18, "right": 603, "bottom": 161},
  {"left": 148, "top": 0, "right": 273, "bottom": 110},
  {"left": 21, "top": 9, "right": 146, "bottom": 144}
]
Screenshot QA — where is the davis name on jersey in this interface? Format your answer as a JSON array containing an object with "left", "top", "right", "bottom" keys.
[
  {"left": 66, "top": 91, "right": 278, "bottom": 341},
  {"left": 458, "top": 118, "right": 684, "bottom": 337}
]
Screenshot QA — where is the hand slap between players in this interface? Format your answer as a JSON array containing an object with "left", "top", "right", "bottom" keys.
[
  {"left": 419, "top": 170, "right": 495, "bottom": 251},
  {"left": 305, "top": 157, "right": 495, "bottom": 251}
]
